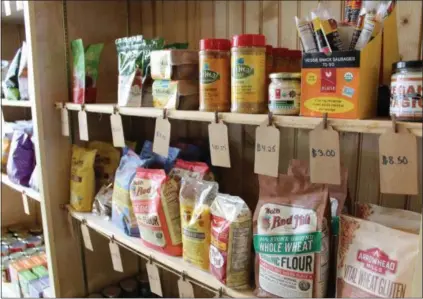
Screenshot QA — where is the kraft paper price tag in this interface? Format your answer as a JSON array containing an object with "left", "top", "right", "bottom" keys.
[
  {"left": 379, "top": 126, "right": 418, "bottom": 195},
  {"left": 81, "top": 223, "right": 93, "bottom": 251},
  {"left": 78, "top": 110, "right": 89, "bottom": 141},
  {"left": 254, "top": 123, "right": 280, "bottom": 177},
  {"left": 61, "top": 108, "right": 69, "bottom": 136},
  {"left": 67, "top": 212, "right": 75, "bottom": 239},
  {"left": 178, "top": 279, "right": 195, "bottom": 298},
  {"left": 208, "top": 121, "right": 231, "bottom": 168},
  {"left": 110, "top": 114, "right": 125, "bottom": 147},
  {"left": 22, "top": 192, "right": 30, "bottom": 215},
  {"left": 309, "top": 123, "right": 341, "bottom": 185},
  {"left": 109, "top": 241, "right": 123, "bottom": 272},
  {"left": 146, "top": 263, "right": 163, "bottom": 297},
  {"left": 153, "top": 117, "right": 171, "bottom": 157}
]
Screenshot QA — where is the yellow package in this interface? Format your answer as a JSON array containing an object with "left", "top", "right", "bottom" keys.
[
  {"left": 179, "top": 177, "right": 218, "bottom": 270},
  {"left": 70, "top": 145, "right": 97, "bottom": 212},
  {"left": 88, "top": 141, "right": 120, "bottom": 190}
]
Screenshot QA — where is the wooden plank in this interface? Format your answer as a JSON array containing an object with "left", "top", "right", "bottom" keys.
[
  {"left": 1, "top": 184, "right": 38, "bottom": 227},
  {"left": 187, "top": 1, "right": 201, "bottom": 49},
  {"left": 408, "top": 138, "right": 422, "bottom": 212},
  {"left": 396, "top": 0, "right": 423, "bottom": 60},
  {"left": 262, "top": 1, "right": 279, "bottom": 46},
  {"left": 128, "top": 1, "right": 142, "bottom": 35},
  {"left": 412, "top": 219, "right": 422, "bottom": 297},
  {"left": 245, "top": 1, "right": 261, "bottom": 34},
  {"left": 228, "top": 1, "right": 243, "bottom": 36},
  {"left": 214, "top": 1, "right": 228, "bottom": 38},
  {"left": 200, "top": 0, "right": 214, "bottom": 38},
  {"left": 141, "top": 0, "right": 154, "bottom": 38},
  {"left": 279, "top": 0, "right": 298, "bottom": 49},
  {"left": 1, "top": 174, "right": 41, "bottom": 201},
  {"left": 1, "top": 99, "right": 32, "bottom": 107},
  {"left": 1, "top": 23, "right": 22, "bottom": 60}
]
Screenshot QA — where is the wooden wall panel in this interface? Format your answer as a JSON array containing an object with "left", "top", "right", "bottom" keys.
[{"left": 1, "top": 23, "right": 22, "bottom": 60}]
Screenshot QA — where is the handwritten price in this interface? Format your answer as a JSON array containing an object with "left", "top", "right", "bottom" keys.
[
  {"left": 311, "top": 148, "right": 336, "bottom": 158},
  {"left": 155, "top": 131, "right": 167, "bottom": 140},
  {"left": 382, "top": 155, "right": 408, "bottom": 165},
  {"left": 211, "top": 144, "right": 227, "bottom": 151},
  {"left": 256, "top": 143, "right": 276, "bottom": 153}
]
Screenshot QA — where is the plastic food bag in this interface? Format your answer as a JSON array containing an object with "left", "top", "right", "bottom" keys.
[
  {"left": 18, "top": 42, "right": 29, "bottom": 100},
  {"left": 29, "top": 164, "right": 40, "bottom": 191},
  {"left": 7, "top": 130, "right": 35, "bottom": 186},
  {"left": 2, "top": 48, "right": 22, "bottom": 100},
  {"left": 88, "top": 141, "right": 120, "bottom": 190},
  {"left": 71, "top": 39, "right": 104, "bottom": 104},
  {"left": 1, "top": 122, "right": 16, "bottom": 173},
  {"left": 180, "top": 177, "right": 218, "bottom": 270},
  {"left": 92, "top": 183, "right": 113, "bottom": 218},
  {"left": 70, "top": 145, "right": 97, "bottom": 212},
  {"left": 139, "top": 140, "right": 180, "bottom": 173}
]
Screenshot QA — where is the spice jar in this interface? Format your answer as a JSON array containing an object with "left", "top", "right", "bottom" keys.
[
  {"left": 273, "top": 48, "right": 290, "bottom": 73},
  {"left": 231, "top": 34, "right": 266, "bottom": 114},
  {"left": 289, "top": 50, "right": 302, "bottom": 73},
  {"left": 199, "top": 38, "right": 231, "bottom": 112},
  {"left": 268, "top": 73, "right": 301, "bottom": 115},
  {"left": 390, "top": 60, "right": 423, "bottom": 121},
  {"left": 119, "top": 278, "right": 138, "bottom": 298},
  {"left": 102, "top": 286, "right": 122, "bottom": 298}
]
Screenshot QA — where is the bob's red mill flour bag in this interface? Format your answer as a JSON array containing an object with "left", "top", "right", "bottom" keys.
[
  {"left": 337, "top": 215, "right": 420, "bottom": 298},
  {"left": 253, "top": 174, "right": 330, "bottom": 298}
]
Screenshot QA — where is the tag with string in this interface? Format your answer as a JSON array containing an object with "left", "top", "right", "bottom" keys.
[
  {"left": 67, "top": 211, "right": 75, "bottom": 239},
  {"left": 178, "top": 272, "right": 195, "bottom": 298},
  {"left": 109, "top": 237, "right": 123, "bottom": 272},
  {"left": 81, "top": 221, "right": 93, "bottom": 251},
  {"left": 61, "top": 105, "right": 70, "bottom": 136},
  {"left": 146, "top": 259, "right": 163, "bottom": 297},
  {"left": 78, "top": 106, "right": 89, "bottom": 141},
  {"left": 110, "top": 107, "right": 125, "bottom": 147},
  {"left": 208, "top": 112, "right": 231, "bottom": 168},
  {"left": 153, "top": 110, "right": 171, "bottom": 157},
  {"left": 22, "top": 192, "right": 30, "bottom": 215}
]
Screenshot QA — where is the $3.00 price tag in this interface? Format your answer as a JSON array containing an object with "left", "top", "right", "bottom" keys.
[
  {"left": 146, "top": 262, "right": 163, "bottom": 297},
  {"left": 309, "top": 122, "right": 341, "bottom": 185},
  {"left": 109, "top": 240, "right": 123, "bottom": 272},
  {"left": 110, "top": 113, "right": 125, "bottom": 147},
  {"left": 178, "top": 278, "right": 194, "bottom": 298},
  {"left": 379, "top": 125, "right": 418, "bottom": 195},
  {"left": 208, "top": 121, "right": 231, "bottom": 168},
  {"left": 153, "top": 117, "right": 171, "bottom": 157},
  {"left": 22, "top": 192, "right": 30, "bottom": 215},
  {"left": 61, "top": 107, "right": 70, "bottom": 137},
  {"left": 81, "top": 223, "right": 93, "bottom": 251},
  {"left": 254, "top": 122, "right": 280, "bottom": 177},
  {"left": 78, "top": 110, "right": 89, "bottom": 141}
]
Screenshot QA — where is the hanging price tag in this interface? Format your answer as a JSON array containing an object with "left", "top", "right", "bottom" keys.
[
  {"left": 61, "top": 107, "right": 69, "bottom": 136},
  {"left": 109, "top": 240, "right": 123, "bottom": 272},
  {"left": 379, "top": 126, "right": 418, "bottom": 195},
  {"left": 67, "top": 212, "right": 75, "bottom": 239},
  {"left": 178, "top": 278, "right": 195, "bottom": 298},
  {"left": 110, "top": 113, "right": 125, "bottom": 147},
  {"left": 78, "top": 110, "right": 89, "bottom": 141},
  {"left": 208, "top": 121, "right": 231, "bottom": 168},
  {"left": 22, "top": 192, "right": 30, "bottom": 215},
  {"left": 81, "top": 222, "right": 93, "bottom": 251},
  {"left": 254, "top": 122, "right": 280, "bottom": 177},
  {"left": 153, "top": 117, "right": 171, "bottom": 157},
  {"left": 146, "top": 262, "right": 163, "bottom": 297},
  {"left": 309, "top": 122, "right": 341, "bottom": 185}
]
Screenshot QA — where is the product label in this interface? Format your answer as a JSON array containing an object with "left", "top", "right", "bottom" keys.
[
  {"left": 200, "top": 57, "right": 230, "bottom": 110},
  {"left": 152, "top": 80, "right": 178, "bottom": 109},
  {"left": 161, "top": 179, "right": 182, "bottom": 245},
  {"left": 151, "top": 51, "right": 172, "bottom": 80},
  {"left": 117, "top": 69, "right": 142, "bottom": 107},
  {"left": 269, "top": 83, "right": 301, "bottom": 113},
  {"left": 390, "top": 75, "right": 422, "bottom": 119}
]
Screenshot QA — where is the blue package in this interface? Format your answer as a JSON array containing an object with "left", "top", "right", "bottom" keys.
[
  {"left": 28, "top": 276, "right": 50, "bottom": 298},
  {"left": 139, "top": 140, "right": 180, "bottom": 173}
]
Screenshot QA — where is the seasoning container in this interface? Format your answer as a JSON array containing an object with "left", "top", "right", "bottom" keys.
[
  {"left": 268, "top": 73, "right": 301, "bottom": 115},
  {"left": 289, "top": 50, "right": 302, "bottom": 73},
  {"left": 199, "top": 38, "right": 231, "bottom": 112},
  {"left": 119, "top": 277, "right": 138, "bottom": 298},
  {"left": 273, "top": 48, "right": 290, "bottom": 73},
  {"left": 102, "top": 286, "right": 122, "bottom": 298},
  {"left": 231, "top": 34, "right": 266, "bottom": 114},
  {"left": 136, "top": 274, "right": 153, "bottom": 298},
  {"left": 390, "top": 60, "right": 423, "bottom": 121}
]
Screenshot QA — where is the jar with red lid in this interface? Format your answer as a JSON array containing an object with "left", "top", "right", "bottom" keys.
[
  {"left": 273, "top": 48, "right": 290, "bottom": 73},
  {"left": 289, "top": 50, "right": 302, "bottom": 73},
  {"left": 199, "top": 38, "right": 231, "bottom": 112},
  {"left": 231, "top": 34, "right": 266, "bottom": 114}
]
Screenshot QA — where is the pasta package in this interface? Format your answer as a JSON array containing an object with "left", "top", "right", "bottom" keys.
[
  {"left": 210, "top": 194, "right": 252, "bottom": 289},
  {"left": 88, "top": 141, "right": 120, "bottom": 190},
  {"left": 180, "top": 177, "right": 218, "bottom": 270},
  {"left": 70, "top": 145, "right": 97, "bottom": 212}
]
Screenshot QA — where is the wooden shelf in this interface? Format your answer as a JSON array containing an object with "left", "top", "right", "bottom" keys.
[
  {"left": 68, "top": 207, "right": 254, "bottom": 298},
  {"left": 1, "top": 173, "right": 41, "bottom": 202},
  {"left": 57, "top": 103, "right": 423, "bottom": 136},
  {"left": 1, "top": 99, "right": 32, "bottom": 107}
]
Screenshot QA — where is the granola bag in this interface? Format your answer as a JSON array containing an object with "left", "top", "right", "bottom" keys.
[
  {"left": 210, "top": 194, "right": 252, "bottom": 289},
  {"left": 88, "top": 141, "right": 120, "bottom": 190},
  {"left": 180, "top": 177, "right": 218, "bottom": 270},
  {"left": 337, "top": 215, "right": 419, "bottom": 298},
  {"left": 254, "top": 174, "right": 330, "bottom": 298}
]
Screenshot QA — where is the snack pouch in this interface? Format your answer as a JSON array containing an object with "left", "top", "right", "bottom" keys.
[
  {"left": 92, "top": 183, "right": 113, "bottom": 218},
  {"left": 88, "top": 141, "right": 120, "bottom": 190},
  {"left": 2, "top": 48, "right": 22, "bottom": 100},
  {"left": 71, "top": 39, "right": 104, "bottom": 104},
  {"left": 18, "top": 42, "right": 29, "bottom": 100},
  {"left": 70, "top": 145, "right": 97, "bottom": 212},
  {"left": 139, "top": 140, "right": 180, "bottom": 173},
  {"left": 254, "top": 174, "right": 330, "bottom": 298},
  {"left": 179, "top": 177, "right": 218, "bottom": 270},
  {"left": 210, "top": 193, "right": 252, "bottom": 289}
]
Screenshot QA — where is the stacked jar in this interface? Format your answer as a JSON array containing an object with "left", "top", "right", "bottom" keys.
[
  {"left": 289, "top": 50, "right": 302, "bottom": 72},
  {"left": 273, "top": 48, "right": 290, "bottom": 73},
  {"left": 231, "top": 34, "right": 266, "bottom": 114},
  {"left": 268, "top": 73, "right": 301, "bottom": 115},
  {"left": 199, "top": 38, "right": 231, "bottom": 112}
]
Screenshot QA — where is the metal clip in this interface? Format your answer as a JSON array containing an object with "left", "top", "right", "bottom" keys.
[
  {"left": 323, "top": 113, "right": 328, "bottom": 129},
  {"left": 113, "top": 105, "right": 119, "bottom": 115},
  {"left": 215, "top": 111, "right": 219, "bottom": 123},
  {"left": 392, "top": 114, "right": 397, "bottom": 133},
  {"left": 217, "top": 287, "right": 224, "bottom": 298},
  {"left": 59, "top": 204, "right": 67, "bottom": 210},
  {"left": 149, "top": 255, "right": 154, "bottom": 264},
  {"left": 268, "top": 111, "right": 273, "bottom": 126},
  {"left": 181, "top": 271, "right": 187, "bottom": 281},
  {"left": 163, "top": 108, "right": 167, "bottom": 119},
  {"left": 81, "top": 103, "right": 86, "bottom": 111}
]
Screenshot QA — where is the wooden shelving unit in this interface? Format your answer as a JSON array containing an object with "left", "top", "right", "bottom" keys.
[
  {"left": 1, "top": 173, "right": 41, "bottom": 202},
  {"left": 1, "top": 99, "right": 32, "bottom": 107}
]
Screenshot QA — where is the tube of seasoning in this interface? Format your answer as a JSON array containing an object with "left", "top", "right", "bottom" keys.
[
  {"left": 349, "top": 8, "right": 366, "bottom": 50},
  {"left": 354, "top": 1, "right": 383, "bottom": 50},
  {"left": 311, "top": 12, "right": 332, "bottom": 54},
  {"left": 295, "top": 16, "right": 318, "bottom": 53},
  {"left": 346, "top": 0, "right": 363, "bottom": 25},
  {"left": 320, "top": 15, "right": 345, "bottom": 51}
]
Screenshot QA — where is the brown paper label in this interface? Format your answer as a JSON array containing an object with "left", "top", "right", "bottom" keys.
[
  {"left": 153, "top": 117, "right": 171, "bottom": 157},
  {"left": 309, "top": 123, "right": 341, "bottom": 185},
  {"left": 178, "top": 279, "right": 195, "bottom": 298},
  {"left": 61, "top": 108, "right": 70, "bottom": 137},
  {"left": 110, "top": 114, "right": 125, "bottom": 148},
  {"left": 78, "top": 110, "right": 89, "bottom": 141},
  {"left": 81, "top": 223, "right": 93, "bottom": 251},
  {"left": 379, "top": 126, "right": 418, "bottom": 195},
  {"left": 22, "top": 192, "right": 30, "bottom": 215},
  {"left": 254, "top": 123, "right": 280, "bottom": 177},
  {"left": 146, "top": 263, "right": 163, "bottom": 297},
  {"left": 208, "top": 121, "right": 231, "bottom": 168},
  {"left": 109, "top": 241, "right": 123, "bottom": 272}
]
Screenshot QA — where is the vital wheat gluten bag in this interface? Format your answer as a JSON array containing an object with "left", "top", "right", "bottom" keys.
[
  {"left": 210, "top": 194, "right": 252, "bottom": 289},
  {"left": 337, "top": 215, "right": 419, "bottom": 298},
  {"left": 355, "top": 203, "right": 421, "bottom": 234},
  {"left": 254, "top": 174, "right": 330, "bottom": 298}
]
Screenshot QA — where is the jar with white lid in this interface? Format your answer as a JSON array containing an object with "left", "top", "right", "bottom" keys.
[
  {"left": 390, "top": 60, "right": 422, "bottom": 122},
  {"left": 268, "top": 73, "right": 301, "bottom": 115}
]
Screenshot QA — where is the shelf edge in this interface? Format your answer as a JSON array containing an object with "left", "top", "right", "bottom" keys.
[{"left": 1, "top": 173, "right": 41, "bottom": 202}]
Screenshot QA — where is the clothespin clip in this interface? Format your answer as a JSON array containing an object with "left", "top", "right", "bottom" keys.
[
  {"left": 81, "top": 218, "right": 87, "bottom": 225},
  {"left": 113, "top": 105, "right": 119, "bottom": 115},
  {"left": 392, "top": 114, "right": 397, "bottom": 133},
  {"left": 323, "top": 113, "right": 328, "bottom": 129},
  {"left": 215, "top": 111, "right": 219, "bottom": 123},
  {"left": 163, "top": 108, "right": 167, "bottom": 119},
  {"left": 110, "top": 235, "right": 115, "bottom": 243},
  {"left": 81, "top": 103, "right": 86, "bottom": 111},
  {"left": 149, "top": 255, "right": 154, "bottom": 264},
  {"left": 181, "top": 271, "right": 187, "bottom": 281},
  {"left": 217, "top": 287, "right": 224, "bottom": 298},
  {"left": 268, "top": 111, "right": 273, "bottom": 126}
]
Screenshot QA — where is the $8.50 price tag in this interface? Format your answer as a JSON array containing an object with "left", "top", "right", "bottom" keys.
[
  {"left": 110, "top": 113, "right": 125, "bottom": 147},
  {"left": 254, "top": 123, "right": 280, "bottom": 177},
  {"left": 153, "top": 117, "right": 171, "bottom": 158},
  {"left": 109, "top": 240, "right": 123, "bottom": 272},
  {"left": 379, "top": 126, "right": 418, "bottom": 195},
  {"left": 146, "top": 262, "right": 163, "bottom": 297},
  {"left": 208, "top": 121, "right": 231, "bottom": 168}
]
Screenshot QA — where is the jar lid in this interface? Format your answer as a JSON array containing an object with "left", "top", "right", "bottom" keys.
[
  {"left": 393, "top": 60, "right": 423, "bottom": 71},
  {"left": 272, "top": 47, "right": 289, "bottom": 57},
  {"left": 119, "top": 278, "right": 138, "bottom": 292},
  {"left": 232, "top": 34, "right": 266, "bottom": 48},
  {"left": 269, "top": 72, "right": 301, "bottom": 79},
  {"left": 266, "top": 45, "right": 273, "bottom": 54},
  {"left": 289, "top": 50, "right": 302, "bottom": 59},
  {"left": 102, "top": 286, "right": 122, "bottom": 298},
  {"left": 200, "top": 38, "right": 231, "bottom": 51}
]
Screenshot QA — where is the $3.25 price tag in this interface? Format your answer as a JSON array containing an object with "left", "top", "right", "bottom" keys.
[
  {"left": 153, "top": 117, "right": 171, "bottom": 158},
  {"left": 109, "top": 240, "right": 123, "bottom": 272},
  {"left": 178, "top": 278, "right": 195, "bottom": 298},
  {"left": 379, "top": 125, "right": 418, "bottom": 195},
  {"left": 110, "top": 113, "right": 125, "bottom": 147},
  {"left": 208, "top": 121, "right": 231, "bottom": 168},
  {"left": 254, "top": 123, "right": 280, "bottom": 177},
  {"left": 146, "top": 262, "right": 163, "bottom": 297}
]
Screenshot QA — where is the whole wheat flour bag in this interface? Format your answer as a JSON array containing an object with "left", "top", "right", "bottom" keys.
[
  {"left": 88, "top": 141, "right": 120, "bottom": 190},
  {"left": 210, "top": 193, "right": 252, "bottom": 289},
  {"left": 355, "top": 203, "right": 421, "bottom": 234},
  {"left": 254, "top": 174, "right": 330, "bottom": 298},
  {"left": 337, "top": 215, "right": 419, "bottom": 298},
  {"left": 179, "top": 177, "right": 218, "bottom": 270},
  {"left": 70, "top": 145, "right": 97, "bottom": 212}
]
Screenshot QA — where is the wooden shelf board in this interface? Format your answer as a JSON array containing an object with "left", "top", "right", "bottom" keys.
[
  {"left": 1, "top": 173, "right": 41, "bottom": 202},
  {"left": 68, "top": 207, "right": 254, "bottom": 298},
  {"left": 1, "top": 99, "right": 32, "bottom": 107},
  {"left": 57, "top": 103, "right": 423, "bottom": 136}
]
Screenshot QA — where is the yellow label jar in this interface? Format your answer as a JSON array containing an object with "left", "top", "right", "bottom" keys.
[
  {"left": 268, "top": 73, "right": 301, "bottom": 115},
  {"left": 231, "top": 34, "right": 266, "bottom": 114}
]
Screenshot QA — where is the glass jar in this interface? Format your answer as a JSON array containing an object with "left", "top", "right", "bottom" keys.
[
  {"left": 102, "top": 286, "right": 122, "bottom": 298},
  {"left": 390, "top": 60, "right": 423, "bottom": 121},
  {"left": 272, "top": 48, "right": 290, "bottom": 73},
  {"left": 231, "top": 34, "right": 266, "bottom": 114},
  {"left": 289, "top": 50, "right": 302, "bottom": 73},
  {"left": 268, "top": 73, "right": 301, "bottom": 115},
  {"left": 119, "top": 278, "right": 138, "bottom": 298},
  {"left": 199, "top": 38, "right": 231, "bottom": 112}
]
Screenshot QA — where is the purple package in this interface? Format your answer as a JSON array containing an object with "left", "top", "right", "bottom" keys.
[
  {"left": 6, "top": 130, "right": 35, "bottom": 187},
  {"left": 28, "top": 276, "right": 50, "bottom": 298}
]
